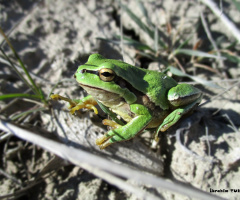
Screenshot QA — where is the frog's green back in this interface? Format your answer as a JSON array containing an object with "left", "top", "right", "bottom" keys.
[{"left": 87, "top": 54, "right": 178, "bottom": 109}]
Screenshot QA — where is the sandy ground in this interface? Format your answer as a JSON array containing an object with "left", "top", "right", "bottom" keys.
[{"left": 1, "top": 0, "right": 240, "bottom": 199}]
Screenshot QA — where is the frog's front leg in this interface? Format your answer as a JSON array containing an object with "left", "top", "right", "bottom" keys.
[
  {"left": 50, "top": 94, "right": 98, "bottom": 114},
  {"left": 155, "top": 84, "right": 202, "bottom": 141},
  {"left": 96, "top": 104, "right": 152, "bottom": 149}
]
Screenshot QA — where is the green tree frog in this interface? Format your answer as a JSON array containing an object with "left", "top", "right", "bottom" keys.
[{"left": 51, "top": 54, "right": 202, "bottom": 149}]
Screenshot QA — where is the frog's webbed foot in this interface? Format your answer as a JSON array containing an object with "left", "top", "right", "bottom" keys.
[
  {"left": 69, "top": 103, "right": 98, "bottom": 114},
  {"left": 50, "top": 94, "right": 98, "bottom": 114}
]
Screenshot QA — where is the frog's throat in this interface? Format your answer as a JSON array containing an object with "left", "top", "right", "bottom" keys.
[{"left": 79, "top": 83, "right": 125, "bottom": 107}]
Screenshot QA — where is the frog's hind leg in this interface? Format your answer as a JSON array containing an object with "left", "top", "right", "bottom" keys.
[
  {"left": 154, "top": 84, "right": 203, "bottom": 141},
  {"left": 154, "top": 101, "right": 198, "bottom": 142}
]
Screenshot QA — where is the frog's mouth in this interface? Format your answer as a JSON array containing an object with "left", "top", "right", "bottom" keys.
[{"left": 79, "top": 83, "right": 106, "bottom": 92}]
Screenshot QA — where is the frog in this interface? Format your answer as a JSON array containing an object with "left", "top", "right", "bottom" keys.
[{"left": 51, "top": 53, "right": 202, "bottom": 149}]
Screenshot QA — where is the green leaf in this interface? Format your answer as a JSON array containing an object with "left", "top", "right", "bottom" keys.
[
  {"left": 97, "top": 37, "right": 154, "bottom": 52},
  {"left": 0, "top": 27, "right": 44, "bottom": 99},
  {"left": 121, "top": 3, "right": 166, "bottom": 48},
  {"left": 173, "top": 49, "right": 225, "bottom": 60},
  {"left": 176, "top": 36, "right": 192, "bottom": 50},
  {"left": 0, "top": 93, "right": 41, "bottom": 100},
  {"left": 232, "top": 0, "right": 240, "bottom": 12},
  {"left": 167, "top": 66, "right": 222, "bottom": 89},
  {"left": 11, "top": 107, "right": 46, "bottom": 121},
  {"left": 221, "top": 52, "right": 240, "bottom": 63}
]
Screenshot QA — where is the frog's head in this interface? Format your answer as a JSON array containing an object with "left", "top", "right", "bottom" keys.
[{"left": 74, "top": 54, "right": 141, "bottom": 104}]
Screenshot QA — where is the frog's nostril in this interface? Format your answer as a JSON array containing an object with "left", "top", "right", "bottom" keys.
[
  {"left": 80, "top": 69, "right": 86, "bottom": 73},
  {"left": 74, "top": 74, "right": 76, "bottom": 78}
]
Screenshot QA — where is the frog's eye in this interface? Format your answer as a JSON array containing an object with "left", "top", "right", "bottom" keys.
[{"left": 99, "top": 68, "right": 115, "bottom": 82}]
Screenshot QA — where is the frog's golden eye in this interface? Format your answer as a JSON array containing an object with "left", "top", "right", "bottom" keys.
[{"left": 99, "top": 68, "right": 115, "bottom": 82}]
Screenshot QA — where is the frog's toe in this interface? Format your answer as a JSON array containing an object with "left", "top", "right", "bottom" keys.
[
  {"left": 102, "top": 119, "right": 122, "bottom": 129},
  {"left": 97, "top": 140, "right": 113, "bottom": 149},
  {"left": 96, "top": 131, "right": 125, "bottom": 149},
  {"left": 50, "top": 94, "right": 61, "bottom": 100},
  {"left": 96, "top": 136, "right": 121, "bottom": 149},
  {"left": 96, "top": 133, "right": 113, "bottom": 147}
]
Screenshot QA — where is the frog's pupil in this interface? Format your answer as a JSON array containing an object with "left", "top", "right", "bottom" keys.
[{"left": 101, "top": 72, "right": 112, "bottom": 77}]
